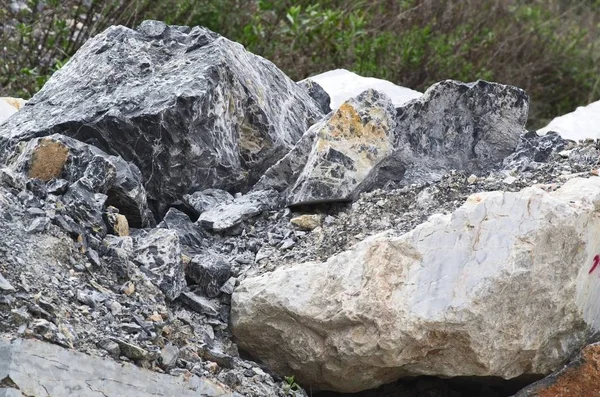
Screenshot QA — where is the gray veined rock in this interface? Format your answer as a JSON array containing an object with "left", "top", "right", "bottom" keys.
[
  {"left": 198, "top": 189, "right": 281, "bottom": 232},
  {"left": 183, "top": 188, "right": 235, "bottom": 219},
  {"left": 231, "top": 177, "right": 600, "bottom": 393},
  {"left": 255, "top": 89, "right": 397, "bottom": 205},
  {"left": 297, "top": 78, "right": 332, "bottom": 114},
  {"left": 187, "top": 251, "right": 232, "bottom": 298},
  {"left": 131, "top": 228, "right": 187, "bottom": 301},
  {"left": 255, "top": 80, "right": 528, "bottom": 206},
  {"left": 375, "top": 79, "right": 529, "bottom": 187},
  {"left": 158, "top": 207, "right": 204, "bottom": 253},
  {"left": 5, "top": 133, "right": 153, "bottom": 227},
  {"left": 0, "top": 20, "right": 323, "bottom": 218},
  {"left": 287, "top": 89, "right": 396, "bottom": 206}
]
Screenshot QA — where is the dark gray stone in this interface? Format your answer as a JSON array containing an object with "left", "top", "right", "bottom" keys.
[
  {"left": 187, "top": 252, "right": 231, "bottom": 298},
  {"left": 158, "top": 207, "right": 204, "bottom": 253},
  {"left": 503, "top": 131, "right": 568, "bottom": 171},
  {"left": 179, "top": 291, "right": 220, "bottom": 316},
  {"left": 183, "top": 189, "right": 234, "bottom": 217},
  {"left": 0, "top": 22, "right": 323, "bottom": 217},
  {"left": 382, "top": 79, "right": 529, "bottom": 186},
  {"left": 60, "top": 179, "right": 108, "bottom": 237},
  {"left": 298, "top": 78, "right": 331, "bottom": 114},
  {"left": 60, "top": 180, "right": 107, "bottom": 237},
  {"left": 159, "top": 343, "right": 180, "bottom": 370},
  {"left": 132, "top": 228, "right": 186, "bottom": 301},
  {"left": 198, "top": 190, "right": 281, "bottom": 232}
]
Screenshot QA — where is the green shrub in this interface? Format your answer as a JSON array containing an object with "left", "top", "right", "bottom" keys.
[{"left": 1, "top": 0, "right": 598, "bottom": 129}]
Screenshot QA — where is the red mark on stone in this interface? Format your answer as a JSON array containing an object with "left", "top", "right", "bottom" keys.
[{"left": 589, "top": 255, "right": 600, "bottom": 274}]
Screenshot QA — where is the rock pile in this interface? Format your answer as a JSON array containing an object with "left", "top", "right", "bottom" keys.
[{"left": 1, "top": 19, "right": 600, "bottom": 397}]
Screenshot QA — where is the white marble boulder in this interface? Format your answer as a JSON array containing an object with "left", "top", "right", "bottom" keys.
[{"left": 232, "top": 177, "right": 600, "bottom": 392}]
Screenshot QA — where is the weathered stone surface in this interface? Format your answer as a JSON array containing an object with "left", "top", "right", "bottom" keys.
[
  {"left": 378, "top": 79, "right": 529, "bottom": 186},
  {"left": 503, "top": 131, "right": 569, "bottom": 172},
  {"left": 0, "top": 338, "right": 239, "bottom": 396},
  {"left": 257, "top": 80, "right": 527, "bottom": 205},
  {"left": 6, "top": 134, "right": 152, "bottom": 227},
  {"left": 187, "top": 251, "right": 232, "bottom": 297},
  {"left": 515, "top": 343, "right": 600, "bottom": 397},
  {"left": 132, "top": 228, "right": 186, "bottom": 301},
  {"left": 287, "top": 89, "right": 396, "bottom": 205},
  {"left": 27, "top": 138, "right": 69, "bottom": 181},
  {"left": 298, "top": 78, "right": 332, "bottom": 114},
  {"left": 0, "top": 272, "right": 15, "bottom": 292},
  {"left": 198, "top": 190, "right": 281, "bottom": 232},
  {"left": 232, "top": 177, "right": 600, "bottom": 393},
  {"left": 179, "top": 291, "right": 220, "bottom": 316},
  {"left": 183, "top": 189, "right": 234, "bottom": 218},
  {"left": 290, "top": 214, "right": 322, "bottom": 231},
  {"left": 158, "top": 207, "right": 204, "bottom": 252},
  {"left": 0, "top": 21, "right": 323, "bottom": 217}
]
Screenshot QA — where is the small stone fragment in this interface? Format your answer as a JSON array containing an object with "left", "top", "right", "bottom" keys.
[
  {"left": 179, "top": 291, "right": 220, "bottom": 316},
  {"left": 110, "top": 338, "right": 149, "bottom": 362},
  {"left": 279, "top": 238, "right": 295, "bottom": 250},
  {"left": 183, "top": 189, "right": 234, "bottom": 217},
  {"left": 26, "top": 217, "right": 49, "bottom": 234},
  {"left": 467, "top": 174, "right": 478, "bottom": 184},
  {"left": 290, "top": 214, "right": 322, "bottom": 231},
  {"left": 187, "top": 252, "right": 231, "bottom": 298},
  {"left": 200, "top": 347, "right": 235, "bottom": 369},
  {"left": 0, "top": 272, "right": 15, "bottom": 292},
  {"left": 198, "top": 190, "right": 281, "bottom": 232},
  {"left": 98, "top": 339, "right": 121, "bottom": 358},
  {"left": 219, "top": 277, "right": 237, "bottom": 295},
  {"left": 121, "top": 281, "right": 135, "bottom": 296},
  {"left": 159, "top": 343, "right": 179, "bottom": 370},
  {"left": 205, "top": 361, "right": 220, "bottom": 374},
  {"left": 106, "top": 300, "right": 122, "bottom": 316},
  {"left": 106, "top": 206, "right": 130, "bottom": 236}
]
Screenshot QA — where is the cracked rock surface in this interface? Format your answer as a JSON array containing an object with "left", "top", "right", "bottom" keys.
[
  {"left": 0, "top": 337, "right": 240, "bottom": 396},
  {"left": 0, "top": 20, "right": 323, "bottom": 218}
]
